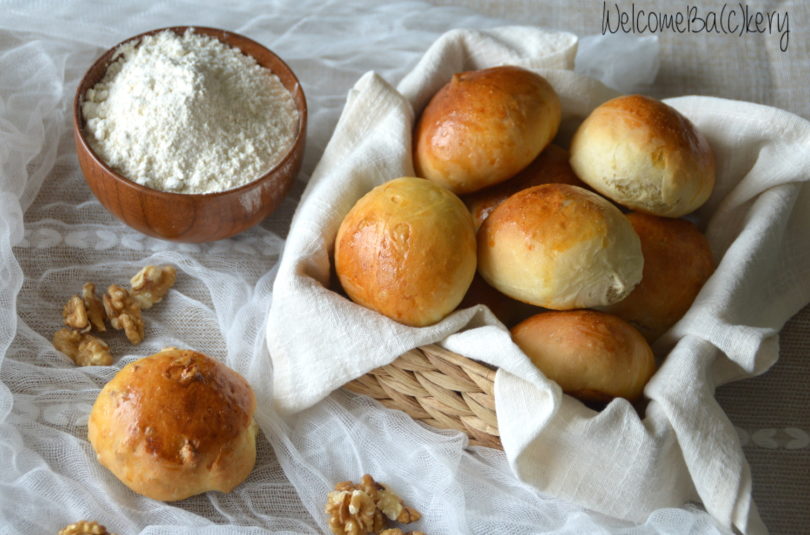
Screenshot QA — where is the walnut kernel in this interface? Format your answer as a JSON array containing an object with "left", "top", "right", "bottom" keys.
[
  {"left": 57, "top": 520, "right": 116, "bottom": 535},
  {"left": 63, "top": 295, "right": 90, "bottom": 332},
  {"left": 53, "top": 328, "right": 113, "bottom": 367},
  {"left": 103, "top": 284, "right": 144, "bottom": 344},
  {"left": 82, "top": 282, "right": 107, "bottom": 332},
  {"left": 130, "top": 264, "right": 176, "bottom": 309}
]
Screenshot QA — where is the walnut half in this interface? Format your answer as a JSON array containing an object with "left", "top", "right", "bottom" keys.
[
  {"left": 103, "top": 285, "right": 144, "bottom": 345},
  {"left": 130, "top": 265, "right": 176, "bottom": 309},
  {"left": 82, "top": 282, "right": 107, "bottom": 332},
  {"left": 62, "top": 295, "right": 90, "bottom": 332},
  {"left": 52, "top": 328, "right": 113, "bottom": 367}
]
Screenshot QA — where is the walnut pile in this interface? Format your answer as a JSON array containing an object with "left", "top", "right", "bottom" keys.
[
  {"left": 57, "top": 520, "right": 117, "bottom": 535},
  {"left": 52, "top": 265, "right": 176, "bottom": 366},
  {"left": 325, "top": 474, "right": 424, "bottom": 535}
]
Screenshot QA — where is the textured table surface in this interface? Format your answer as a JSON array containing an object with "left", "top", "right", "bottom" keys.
[{"left": 426, "top": 1, "right": 810, "bottom": 532}]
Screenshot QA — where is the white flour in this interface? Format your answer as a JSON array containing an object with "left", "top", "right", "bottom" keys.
[{"left": 82, "top": 29, "right": 299, "bottom": 194}]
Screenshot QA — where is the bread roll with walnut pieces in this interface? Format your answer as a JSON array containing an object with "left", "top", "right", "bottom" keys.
[
  {"left": 414, "top": 65, "right": 561, "bottom": 194},
  {"left": 88, "top": 348, "right": 257, "bottom": 501},
  {"left": 570, "top": 94, "right": 715, "bottom": 217},
  {"left": 335, "top": 176, "right": 476, "bottom": 327},
  {"left": 602, "top": 212, "right": 714, "bottom": 342},
  {"left": 478, "top": 183, "right": 643, "bottom": 310},
  {"left": 512, "top": 310, "right": 656, "bottom": 403}
]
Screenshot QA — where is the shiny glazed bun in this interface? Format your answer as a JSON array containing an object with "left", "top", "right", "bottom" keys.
[
  {"left": 569, "top": 94, "right": 715, "bottom": 217},
  {"left": 414, "top": 65, "right": 561, "bottom": 195},
  {"left": 335, "top": 176, "right": 477, "bottom": 327},
  {"left": 512, "top": 310, "right": 656, "bottom": 403},
  {"left": 88, "top": 348, "right": 257, "bottom": 501},
  {"left": 602, "top": 212, "right": 714, "bottom": 341},
  {"left": 464, "top": 144, "right": 585, "bottom": 230},
  {"left": 478, "top": 183, "right": 643, "bottom": 310}
]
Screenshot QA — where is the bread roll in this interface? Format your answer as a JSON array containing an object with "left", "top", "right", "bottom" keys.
[
  {"left": 512, "top": 310, "right": 656, "bottom": 403},
  {"left": 602, "top": 212, "right": 714, "bottom": 341},
  {"left": 335, "top": 176, "right": 477, "bottom": 327},
  {"left": 88, "top": 348, "right": 257, "bottom": 501},
  {"left": 478, "top": 183, "right": 643, "bottom": 309},
  {"left": 464, "top": 144, "right": 585, "bottom": 230},
  {"left": 414, "top": 65, "right": 561, "bottom": 195},
  {"left": 569, "top": 94, "right": 715, "bottom": 217}
]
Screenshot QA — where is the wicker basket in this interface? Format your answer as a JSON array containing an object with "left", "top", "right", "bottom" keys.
[{"left": 343, "top": 344, "right": 501, "bottom": 449}]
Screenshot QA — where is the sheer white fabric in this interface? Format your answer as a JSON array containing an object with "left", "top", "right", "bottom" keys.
[{"left": 0, "top": 1, "right": 752, "bottom": 534}]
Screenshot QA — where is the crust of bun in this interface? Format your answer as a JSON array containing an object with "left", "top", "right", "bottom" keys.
[
  {"left": 335, "top": 177, "right": 477, "bottom": 327},
  {"left": 414, "top": 65, "right": 561, "bottom": 194},
  {"left": 512, "top": 310, "right": 656, "bottom": 403}
]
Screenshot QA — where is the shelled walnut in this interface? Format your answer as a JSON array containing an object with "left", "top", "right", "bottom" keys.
[
  {"left": 57, "top": 520, "right": 116, "bottom": 535},
  {"left": 63, "top": 295, "right": 90, "bottom": 332},
  {"left": 103, "top": 284, "right": 144, "bottom": 345},
  {"left": 130, "top": 265, "right": 176, "bottom": 309},
  {"left": 82, "top": 282, "right": 107, "bottom": 332},
  {"left": 325, "top": 474, "right": 423, "bottom": 535},
  {"left": 53, "top": 328, "right": 113, "bottom": 367}
]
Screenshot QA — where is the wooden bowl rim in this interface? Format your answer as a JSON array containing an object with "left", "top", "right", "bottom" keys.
[{"left": 72, "top": 25, "right": 308, "bottom": 201}]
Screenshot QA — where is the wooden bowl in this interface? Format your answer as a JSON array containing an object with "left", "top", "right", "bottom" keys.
[{"left": 73, "top": 26, "right": 307, "bottom": 243}]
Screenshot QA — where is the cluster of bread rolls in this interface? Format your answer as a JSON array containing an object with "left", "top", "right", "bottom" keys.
[{"left": 334, "top": 65, "right": 716, "bottom": 405}]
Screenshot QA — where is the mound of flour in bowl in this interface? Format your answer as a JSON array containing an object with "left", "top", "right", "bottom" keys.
[{"left": 82, "top": 29, "right": 299, "bottom": 194}]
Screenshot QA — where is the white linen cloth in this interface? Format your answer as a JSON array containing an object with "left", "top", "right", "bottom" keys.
[{"left": 266, "top": 26, "right": 810, "bottom": 535}]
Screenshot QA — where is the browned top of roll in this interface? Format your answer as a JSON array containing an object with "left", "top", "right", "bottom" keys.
[
  {"left": 109, "top": 350, "right": 251, "bottom": 462},
  {"left": 414, "top": 65, "right": 561, "bottom": 194},
  {"left": 511, "top": 310, "right": 656, "bottom": 403},
  {"left": 335, "top": 177, "right": 477, "bottom": 327}
]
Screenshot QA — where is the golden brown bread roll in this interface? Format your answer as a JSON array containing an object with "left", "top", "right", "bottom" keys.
[
  {"left": 511, "top": 310, "right": 656, "bottom": 403},
  {"left": 335, "top": 176, "right": 477, "bottom": 327},
  {"left": 569, "top": 94, "right": 715, "bottom": 217},
  {"left": 413, "top": 65, "right": 561, "bottom": 195},
  {"left": 463, "top": 144, "right": 586, "bottom": 230},
  {"left": 601, "top": 212, "right": 714, "bottom": 342},
  {"left": 478, "top": 183, "right": 643, "bottom": 310},
  {"left": 88, "top": 348, "right": 257, "bottom": 501}
]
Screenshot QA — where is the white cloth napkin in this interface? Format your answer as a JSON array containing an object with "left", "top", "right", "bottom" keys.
[{"left": 266, "top": 26, "right": 810, "bottom": 534}]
